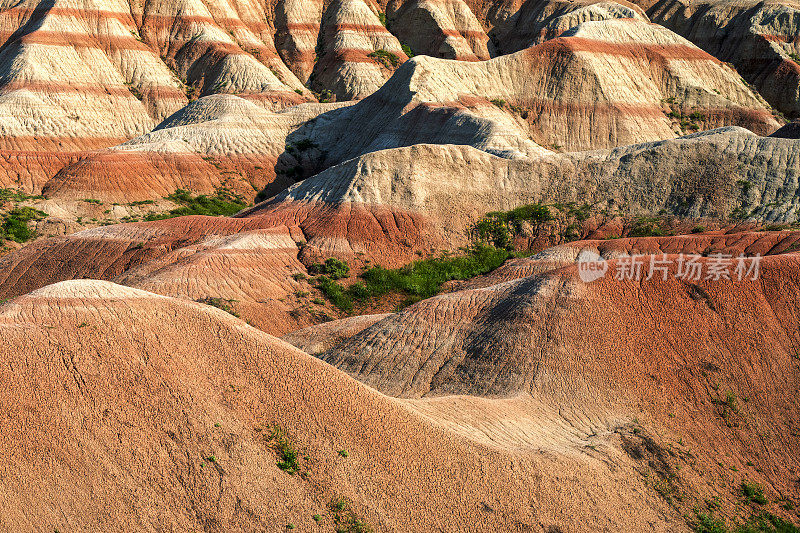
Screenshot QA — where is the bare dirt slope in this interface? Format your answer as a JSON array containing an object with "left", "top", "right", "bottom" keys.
[{"left": 0, "top": 279, "right": 697, "bottom": 532}]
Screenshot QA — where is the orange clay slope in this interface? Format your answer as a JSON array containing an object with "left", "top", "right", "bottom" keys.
[
  {"left": 0, "top": 278, "right": 698, "bottom": 532},
  {"left": 316, "top": 243, "right": 800, "bottom": 526}
]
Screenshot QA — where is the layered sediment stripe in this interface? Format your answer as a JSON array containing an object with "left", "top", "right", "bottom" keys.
[
  {"left": 42, "top": 150, "right": 283, "bottom": 202},
  {"left": 0, "top": 81, "right": 185, "bottom": 99},
  {"left": 558, "top": 36, "right": 726, "bottom": 62}
]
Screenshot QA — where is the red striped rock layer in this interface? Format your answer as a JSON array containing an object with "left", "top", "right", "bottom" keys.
[
  {"left": 249, "top": 129, "right": 800, "bottom": 259},
  {"left": 2, "top": 129, "right": 799, "bottom": 327},
  {"left": 40, "top": 95, "right": 344, "bottom": 202},
  {"left": 41, "top": 151, "right": 283, "bottom": 203},
  {"left": 0, "top": 205, "right": 434, "bottom": 333},
  {"left": 310, "top": 0, "right": 409, "bottom": 100},
  {"left": 0, "top": 0, "right": 313, "bottom": 193},
  {"left": 0, "top": 216, "right": 311, "bottom": 334},
  {"left": 647, "top": 0, "right": 800, "bottom": 119},
  {"left": 460, "top": 230, "right": 800, "bottom": 287}
]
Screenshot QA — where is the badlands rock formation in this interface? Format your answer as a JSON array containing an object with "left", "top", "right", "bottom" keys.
[
  {"left": 1, "top": 127, "right": 798, "bottom": 336},
  {"left": 2, "top": 242, "right": 797, "bottom": 529},
  {"left": 490, "top": 0, "right": 649, "bottom": 53},
  {"left": 289, "top": 19, "right": 780, "bottom": 158},
  {"left": 310, "top": 0, "right": 409, "bottom": 100},
  {"left": 1, "top": 0, "right": 788, "bottom": 199},
  {"left": 40, "top": 95, "right": 349, "bottom": 202},
  {"left": 2, "top": 0, "right": 800, "bottom": 530},
  {"left": 387, "top": 0, "right": 492, "bottom": 60},
  {"left": 646, "top": 0, "right": 800, "bottom": 119},
  {"left": 248, "top": 127, "right": 800, "bottom": 260}
]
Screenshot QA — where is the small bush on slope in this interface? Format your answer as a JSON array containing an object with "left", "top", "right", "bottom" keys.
[
  {"left": 268, "top": 426, "right": 299, "bottom": 475},
  {"left": 196, "top": 297, "right": 239, "bottom": 318},
  {"left": 308, "top": 258, "right": 350, "bottom": 279},
  {"left": 368, "top": 49, "right": 401, "bottom": 68},
  {"left": 473, "top": 203, "right": 555, "bottom": 249}
]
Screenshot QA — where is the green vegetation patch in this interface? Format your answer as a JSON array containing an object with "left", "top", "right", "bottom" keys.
[
  {"left": 0, "top": 188, "right": 43, "bottom": 202},
  {"left": 473, "top": 203, "right": 554, "bottom": 249},
  {"left": 693, "top": 511, "right": 799, "bottom": 533},
  {"left": 315, "top": 245, "right": 512, "bottom": 312},
  {"left": 741, "top": 481, "right": 768, "bottom": 505},
  {"left": 1, "top": 207, "right": 47, "bottom": 243},
  {"left": 268, "top": 425, "right": 300, "bottom": 475},
  {"left": 368, "top": 49, "right": 401, "bottom": 68},
  {"left": 328, "top": 497, "right": 372, "bottom": 533},
  {"left": 144, "top": 189, "right": 248, "bottom": 221},
  {"left": 309, "top": 258, "right": 350, "bottom": 280},
  {"left": 629, "top": 216, "right": 666, "bottom": 237},
  {"left": 196, "top": 297, "right": 240, "bottom": 317}
]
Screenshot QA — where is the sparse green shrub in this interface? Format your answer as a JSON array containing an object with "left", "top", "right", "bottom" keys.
[
  {"left": 629, "top": 216, "right": 665, "bottom": 237},
  {"left": 472, "top": 203, "right": 554, "bottom": 249},
  {"left": 693, "top": 511, "right": 800, "bottom": 533},
  {"left": 315, "top": 245, "right": 511, "bottom": 311},
  {"left": 694, "top": 511, "right": 728, "bottom": 533},
  {"left": 269, "top": 426, "right": 300, "bottom": 475},
  {"left": 309, "top": 258, "right": 350, "bottom": 279},
  {"left": 368, "top": 49, "right": 400, "bottom": 68},
  {"left": 473, "top": 217, "right": 511, "bottom": 249},
  {"left": 197, "top": 297, "right": 240, "bottom": 317},
  {"left": 315, "top": 275, "right": 354, "bottom": 312},
  {"left": 401, "top": 44, "right": 414, "bottom": 57},
  {"left": 738, "top": 512, "right": 800, "bottom": 533},
  {"left": 0, "top": 188, "right": 43, "bottom": 202},
  {"left": 742, "top": 481, "right": 768, "bottom": 505},
  {"left": 725, "top": 391, "right": 740, "bottom": 414},
  {"left": 738, "top": 180, "right": 752, "bottom": 195},
  {"left": 328, "top": 497, "right": 372, "bottom": 533},
  {"left": 490, "top": 98, "right": 506, "bottom": 108}
]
